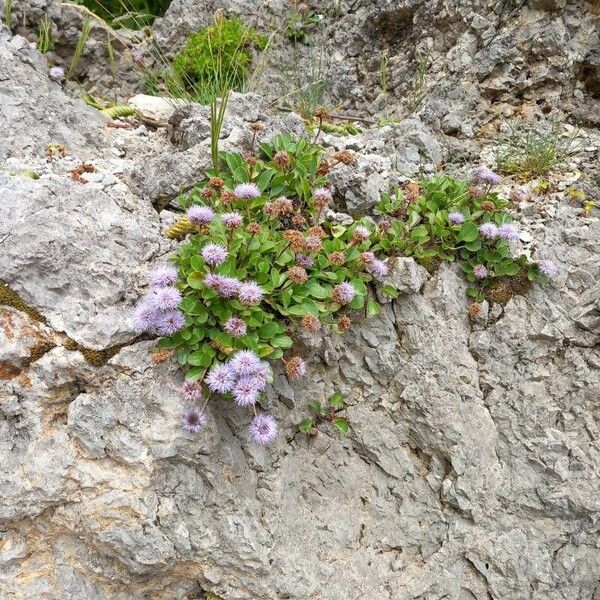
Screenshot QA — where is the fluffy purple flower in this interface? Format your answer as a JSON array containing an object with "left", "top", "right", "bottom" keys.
[
  {"left": 538, "top": 259, "right": 558, "bottom": 278},
  {"left": 149, "top": 265, "right": 178, "bottom": 288},
  {"left": 473, "top": 166, "right": 501, "bottom": 185},
  {"left": 150, "top": 287, "right": 182, "bottom": 310},
  {"left": 232, "top": 377, "right": 261, "bottom": 406},
  {"left": 188, "top": 205, "right": 215, "bottom": 225},
  {"left": 313, "top": 187, "right": 333, "bottom": 203},
  {"left": 216, "top": 276, "right": 241, "bottom": 299},
  {"left": 155, "top": 310, "right": 185, "bottom": 335},
  {"left": 332, "top": 282, "right": 357, "bottom": 305},
  {"left": 479, "top": 222, "right": 499, "bottom": 239},
  {"left": 234, "top": 183, "right": 261, "bottom": 199},
  {"left": 132, "top": 299, "right": 160, "bottom": 332},
  {"left": 366, "top": 259, "right": 389, "bottom": 278},
  {"left": 353, "top": 226, "right": 370, "bottom": 241},
  {"left": 295, "top": 254, "right": 314, "bottom": 268},
  {"left": 221, "top": 212, "right": 243, "bottom": 229},
  {"left": 497, "top": 223, "right": 519, "bottom": 241},
  {"left": 182, "top": 408, "right": 207, "bottom": 433},
  {"left": 230, "top": 349, "right": 262, "bottom": 377},
  {"left": 49, "top": 66, "right": 64, "bottom": 82},
  {"left": 182, "top": 380, "right": 202, "bottom": 402},
  {"left": 249, "top": 413, "right": 278, "bottom": 445},
  {"left": 201, "top": 243, "right": 228, "bottom": 267},
  {"left": 251, "top": 361, "right": 271, "bottom": 390},
  {"left": 448, "top": 212, "right": 465, "bottom": 225},
  {"left": 204, "top": 273, "right": 221, "bottom": 289},
  {"left": 224, "top": 317, "right": 247, "bottom": 337},
  {"left": 238, "top": 281, "right": 264, "bottom": 305},
  {"left": 473, "top": 264, "right": 488, "bottom": 279},
  {"left": 205, "top": 363, "right": 236, "bottom": 394}
]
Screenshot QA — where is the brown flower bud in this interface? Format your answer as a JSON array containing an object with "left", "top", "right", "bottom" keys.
[
  {"left": 308, "top": 226, "right": 326, "bottom": 238},
  {"left": 284, "top": 229, "right": 306, "bottom": 252},
  {"left": 332, "top": 150, "right": 356, "bottom": 165},
  {"left": 208, "top": 177, "right": 224, "bottom": 188},
  {"left": 250, "top": 122, "right": 263, "bottom": 132},
  {"left": 274, "top": 150, "right": 292, "bottom": 169},
  {"left": 468, "top": 302, "right": 483, "bottom": 318},
  {"left": 338, "top": 315, "right": 351, "bottom": 332},
  {"left": 317, "top": 160, "right": 331, "bottom": 176},
  {"left": 287, "top": 266, "right": 308, "bottom": 284},
  {"left": 304, "top": 235, "right": 323, "bottom": 253},
  {"left": 405, "top": 182, "right": 420, "bottom": 204},
  {"left": 469, "top": 185, "right": 486, "bottom": 198},
  {"left": 292, "top": 213, "right": 307, "bottom": 226},
  {"left": 301, "top": 314, "right": 321, "bottom": 333},
  {"left": 328, "top": 251, "right": 345, "bottom": 266},
  {"left": 284, "top": 355, "right": 307, "bottom": 380},
  {"left": 245, "top": 153, "right": 257, "bottom": 166},
  {"left": 481, "top": 200, "right": 496, "bottom": 212},
  {"left": 379, "top": 220, "right": 391, "bottom": 234},
  {"left": 220, "top": 190, "right": 237, "bottom": 203},
  {"left": 151, "top": 349, "right": 172, "bottom": 364},
  {"left": 246, "top": 222, "right": 261, "bottom": 235},
  {"left": 201, "top": 188, "right": 213, "bottom": 199}
]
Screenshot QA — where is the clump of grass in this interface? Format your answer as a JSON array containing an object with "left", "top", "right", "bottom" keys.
[
  {"left": 410, "top": 49, "right": 429, "bottom": 112},
  {"left": 67, "top": 16, "right": 92, "bottom": 79},
  {"left": 2, "top": 0, "right": 13, "bottom": 27},
  {"left": 75, "top": 0, "right": 170, "bottom": 28},
  {"left": 495, "top": 120, "right": 580, "bottom": 181},
  {"left": 36, "top": 15, "right": 54, "bottom": 53}
]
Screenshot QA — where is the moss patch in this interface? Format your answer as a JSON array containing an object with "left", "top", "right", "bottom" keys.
[
  {"left": 63, "top": 337, "right": 126, "bottom": 366},
  {"left": 486, "top": 272, "right": 531, "bottom": 305},
  {"left": 0, "top": 282, "right": 46, "bottom": 323}
]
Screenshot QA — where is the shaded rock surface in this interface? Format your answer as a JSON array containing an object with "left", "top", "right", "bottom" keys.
[{"left": 1, "top": 10, "right": 600, "bottom": 600}]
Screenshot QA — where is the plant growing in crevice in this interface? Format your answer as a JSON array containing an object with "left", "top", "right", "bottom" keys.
[
  {"left": 67, "top": 17, "right": 92, "bottom": 79},
  {"left": 410, "top": 49, "right": 429, "bottom": 112},
  {"left": 133, "top": 132, "right": 398, "bottom": 443},
  {"left": 285, "top": 1, "right": 319, "bottom": 44},
  {"left": 2, "top": 0, "right": 12, "bottom": 28},
  {"left": 298, "top": 391, "right": 349, "bottom": 435},
  {"left": 36, "top": 15, "right": 54, "bottom": 54}
]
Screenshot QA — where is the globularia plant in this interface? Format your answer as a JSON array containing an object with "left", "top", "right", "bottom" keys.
[{"left": 134, "top": 132, "right": 398, "bottom": 444}]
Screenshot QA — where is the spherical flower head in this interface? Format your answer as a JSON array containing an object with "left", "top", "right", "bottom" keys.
[
  {"left": 216, "top": 276, "right": 241, "bottom": 299},
  {"left": 188, "top": 205, "right": 215, "bottom": 225},
  {"left": 132, "top": 299, "right": 160, "bottom": 332},
  {"left": 234, "top": 183, "right": 261, "bottom": 200},
  {"left": 230, "top": 349, "right": 262, "bottom": 377},
  {"left": 155, "top": 309, "right": 185, "bottom": 335},
  {"left": 448, "top": 212, "right": 465, "bottom": 225},
  {"left": 201, "top": 243, "right": 228, "bottom": 267},
  {"left": 49, "top": 66, "right": 65, "bottom": 82},
  {"left": 284, "top": 356, "right": 306, "bottom": 380},
  {"left": 313, "top": 187, "right": 333, "bottom": 203},
  {"left": 224, "top": 316, "right": 247, "bottom": 338},
  {"left": 473, "top": 166, "right": 501, "bottom": 186},
  {"left": 301, "top": 314, "right": 321, "bottom": 333},
  {"left": 287, "top": 266, "right": 308, "bottom": 285},
  {"left": 205, "top": 363, "right": 236, "bottom": 394},
  {"left": 148, "top": 265, "right": 178, "bottom": 288},
  {"left": 221, "top": 212, "right": 243, "bottom": 229},
  {"left": 497, "top": 223, "right": 519, "bottom": 241},
  {"left": 249, "top": 413, "right": 278, "bottom": 445},
  {"left": 352, "top": 226, "right": 370, "bottom": 242},
  {"left": 251, "top": 361, "right": 272, "bottom": 390},
  {"left": 182, "top": 380, "right": 202, "bottom": 402},
  {"left": 367, "top": 259, "right": 389, "bottom": 278},
  {"left": 538, "top": 259, "right": 558, "bottom": 278},
  {"left": 304, "top": 235, "right": 323, "bottom": 253},
  {"left": 361, "top": 251, "right": 376, "bottom": 266},
  {"left": 338, "top": 314, "right": 351, "bottom": 332},
  {"left": 150, "top": 286, "right": 182, "bottom": 310},
  {"left": 329, "top": 252, "right": 345, "bottom": 267},
  {"left": 204, "top": 273, "right": 221, "bottom": 290},
  {"left": 473, "top": 264, "right": 488, "bottom": 279},
  {"left": 332, "top": 282, "right": 356, "bottom": 305},
  {"left": 295, "top": 254, "right": 314, "bottom": 268},
  {"left": 232, "top": 377, "right": 261, "bottom": 407},
  {"left": 479, "top": 222, "right": 499, "bottom": 239},
  {"left": 182, "top": 408, "right": 207, "bottom": 434},
  {"left": 238, "top": 281, "right": 264, "bottom": 306}
]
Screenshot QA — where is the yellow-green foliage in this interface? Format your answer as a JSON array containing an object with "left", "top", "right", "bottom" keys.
[
  {"left": 319, "top": 121, "right": 362, "bottom": 136},
  {"left": 0, "top": 282, "right": 46, "bottom": 323},
  {"left": 101, "top": 105, "right": 136, "bottom": 119},
  {"left": 165, "top": 217, "right": 197, "bottom": 240}
]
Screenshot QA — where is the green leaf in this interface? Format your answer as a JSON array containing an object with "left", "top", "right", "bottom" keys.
[
  {"left": 187, "top": 346, "right": 216, "bottom": 367},
  {"left": 185, "top": 366, "right": 205, "bottom": 381},
  {"left": 187, "top": 271, "right": 206, "bottom": 289},
  {"left": 383, "top": 284, "right": 399, "bottom": 298},
  {"left": 458, "top": 222, "right": 479, "bottom": 242},
  {"left": 298, "top": 418, "right": 314, "bottom": 433},
  {"left": 333, "top": 417, "right": 349, "bottom": 434},
  {"left": 329, "top": 392, "right": 345, "bottom": 408},
  {"left": 272, "top": 335, "right": 293, "bottom": 349},
  {"left": 259, "top": 322, "right": 281, "bottom": 339},
  {"left": 306, "top": 282, "right": 328, "bottom": 299},
  {"left": 308, "top": 399, "right": 324, "bottom": 415},
  {"left": 367, "top": 299, "right": 381, "bottom": 317}
]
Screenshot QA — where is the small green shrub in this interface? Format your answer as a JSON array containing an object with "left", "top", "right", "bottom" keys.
[
  {"left": 170, "top": 16, "right": 267, "bottom": 104},
  {"left": 495, "top": 120, "right": 579, "bottom": 180},
  {"left": 285, "top": 4, "right": 319, "bottom": 44},
  {"left": 298, "top": 391, "right": 349, "bottom": 435}
]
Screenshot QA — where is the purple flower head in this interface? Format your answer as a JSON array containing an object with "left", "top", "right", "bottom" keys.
[
  {"left": 149, "top": 287, "right": 182, "bottom": 310},
  {"left": 304, "top": 235, "right": 322, "bottom": 253},
  {"left": 49, "top": 66, "right": 65, "bottom": 82},
  {"left": 149, "top": 265, "right": 178, "bottom": 288},
  {"left": 224, "top": 317, "right": 247, "bottom": 338},
  {"left": 251, "top": 361, "right": 271, "bottom": 390},
  {"left": 221, "top": 212, "right": 243, "bottom": 229},
  {"left": 448, "top": 212, "right": 465, "bottom": 225},
  {"left": 188, "top": 205, "right": 215, "bottom": 225},
  {"left": 234, "top": 183, "right": 261, "bottom": 200},
  {"left": 182, "top": 408, "right": 207, "bottom": 434},
  {"left": 230, "top": 349, "right": 262, "bottom": 377},
  {"left": 479, "top": 222, "right": 499, "bottom": 239},
  {"left": 216, "top": 276, "right": 241, "bottom": 299},
  {"left": 361, "top": 251, "right": 376, "bottom": 265},
  {"left": 473, "top": 264, "right": 488, "bottom": 279},
  {"left": 367, "top": 259, "right": 389, "bottom": 278},
  {"left": 232, "top": 377, "right": 261, "bottom": 407},
  {"left": 538, "top": 259, "right": 558, "bottom": 278},
  {"left": 204, "top": 273, "right": 222, "bottom": 290},
  {"left": 313, "top": 187, "right": 333, "bottom": 203},
  {"left": 295, "top": 254, "right": 314, "bottom": 268},
  {"left": 249, "top": 413, "right": 278, "bottom": 445},
  {"left": 473, "top": 166, "right": 501, "bottom": 186},
  {"left": 353, "top": 226, "right": 370, "bottom": 241},
  {"left": 155, "top": 309, "right": 185, "bottom": 335},
  {"left": 201, "top": 243, "right": 228, "bottom": 267},
  {"left": 205, "top": 363, "right": 236, "bottom": 394},
  {"left": 332, "top": 282, "right": 357, "bottom": 305},
  {"left": 497, "top": 223, "right": 519, "bottom": 241},
  {"left": 132, "top": 299, "right": 160, "bottom": 332},
  {"left": 238, "top": 281, "right": 264, "bottom": 306},
  {"left": 182, "top": 380, "right": 202, "bottom": 402}
]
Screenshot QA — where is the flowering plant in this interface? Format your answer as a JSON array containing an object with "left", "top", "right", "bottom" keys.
[{"left": 135, "top": 133, "right": 397, "bottom": 442}]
